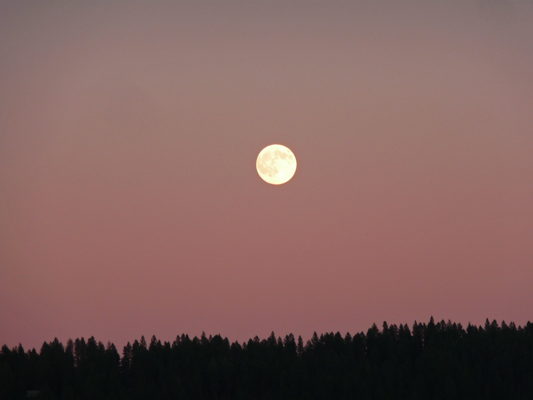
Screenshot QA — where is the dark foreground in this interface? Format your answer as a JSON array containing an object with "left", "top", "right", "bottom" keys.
[{"left": 2, "top": 318, "right": 533, "bottom": 399}]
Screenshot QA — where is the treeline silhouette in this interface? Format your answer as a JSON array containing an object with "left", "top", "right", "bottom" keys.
[{"left": 2, "top": 318, "right": 533, "bottom": 399}]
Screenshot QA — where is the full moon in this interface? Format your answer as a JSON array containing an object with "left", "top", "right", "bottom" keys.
[{"left": 256, "top": 144, "right": 297, "bottom": 185}]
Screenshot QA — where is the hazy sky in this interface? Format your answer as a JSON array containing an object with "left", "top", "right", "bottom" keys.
[{"left": 1, "top": 1, "right": 532, "bottom": 350}]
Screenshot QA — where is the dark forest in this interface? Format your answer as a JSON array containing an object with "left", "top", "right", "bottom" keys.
[{"left": 2, "top": 318, "right": 533, "bottom": 399}]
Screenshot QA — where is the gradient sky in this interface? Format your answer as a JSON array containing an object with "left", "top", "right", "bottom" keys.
[{"left": 1, "top": 1, "right": 532, "bottom": 350}]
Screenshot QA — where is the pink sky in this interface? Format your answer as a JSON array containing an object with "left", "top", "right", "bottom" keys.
[{"left": 1, "top": 1, "right": 532, "bottom": 350}]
